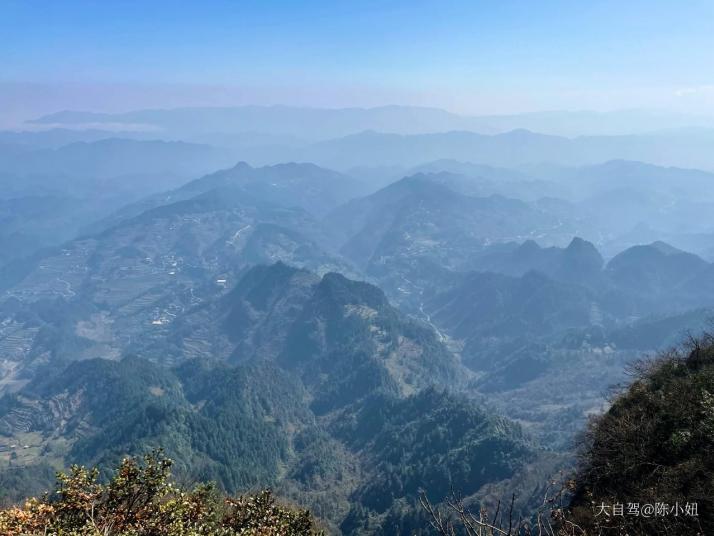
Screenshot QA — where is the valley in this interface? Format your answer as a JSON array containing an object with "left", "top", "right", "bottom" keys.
[{"left": 2, "top": 109, "right": 714, "bottom": 534}]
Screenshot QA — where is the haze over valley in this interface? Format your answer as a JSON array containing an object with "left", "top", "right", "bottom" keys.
[{"left": 2, "top": 2, "right": 714, "bottom": 534}]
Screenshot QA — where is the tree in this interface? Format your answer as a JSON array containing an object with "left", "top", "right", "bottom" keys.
[
  {"left": 421, "top": 334, "right": 714, "bottom": 536},
  {"left": 0, "top": 449, "right": 323, "bottom": 535},
  {"left": 568, "top": 334, "right": 714, "bottom": 535}
]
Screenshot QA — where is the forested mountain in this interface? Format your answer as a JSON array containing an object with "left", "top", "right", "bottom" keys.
[
  {"left": 2, "top": 109, "right": 714, "bottom": 536},
  {"left": 0, "top": 169, "right": 356, "bottom": 392},
  {"left": 6, "top": 1, "right": 714, "bottom": 532},
  {"left": 606, "top": 242, "right": 711, "bottom": 302},
  {"left": 406, "top": 159, "right": 714, "bottom": 260},
  {"left": 2, "top": 148, "right": 713, "bottom": 506},
  {"left": 96, "top": 161, "right": 367, "bottom": 233},
  {"left": 474, "top": 238, "right": 605, "bottom": 285},
  {"left": 567, "top": 335, "right": 714, "bottom": 535},
  {"left": 352, "top": 234, "right": 714, "bottom": 449},
  {"left": 326, "top": 173, "right": 573, "bottom": 305},
  {"left": 132, "top": 262, "right": 463, "bottom": 396},
  {"left": 0, "top": 263, "right": 544, "bottom": 533},
  {"left": 1, "top": 147, "right": 713, "bottom": 534}
]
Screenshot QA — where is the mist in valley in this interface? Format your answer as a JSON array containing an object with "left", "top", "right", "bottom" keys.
[{"left": 1, "top": 2, "right": 714, "bottom": 534}]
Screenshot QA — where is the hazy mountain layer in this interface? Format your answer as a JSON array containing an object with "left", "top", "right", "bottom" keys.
[
  {"left": 29, "top": 105, "right": 496, "bottom": 140},
  {"left": 29, "top": 105, "right": 714, "bottom": 138},
  {"left": 1, "top": 138, "right": 714, "bottom": 533}
]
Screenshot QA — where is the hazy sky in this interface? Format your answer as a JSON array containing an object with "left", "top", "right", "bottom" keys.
[{"left": 2, "top": 0, "right": 714, "bottom": 126}]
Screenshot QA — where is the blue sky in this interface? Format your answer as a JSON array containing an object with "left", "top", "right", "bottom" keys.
[{"left": 2, "top": 0, "right": 714, "bottom": 123}]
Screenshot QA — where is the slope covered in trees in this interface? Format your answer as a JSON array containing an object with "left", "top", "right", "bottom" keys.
[
  {"left": 568, "top": 335, "right": 714, "bottom": 535},
  {"left": 419, "top": 336, "right": 714, "bottom": 536},
  {"left": 0, "top": 264, "right": 544, "bottom": 533}
]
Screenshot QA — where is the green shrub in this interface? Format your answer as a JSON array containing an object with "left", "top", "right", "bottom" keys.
[{"left": 0, "top": 449, "right": 322, "bottom": 535}]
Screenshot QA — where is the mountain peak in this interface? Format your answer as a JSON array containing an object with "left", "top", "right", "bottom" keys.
[
  {"left": 316, "top": 271, "right": 389, "bottom": 311},
  {"left": 230, "top": 161, "right": 253, "bottom": 171},
  {"left": 565, "top": 236, "right": 597, "bottom": 253},
  {"left": 562, "top": 237, "right": 604, "bottom": 274},
  {"left": 648, "top": 240, "right": 684, "bottom": 256},
  {"left": 517, "top": 239, "right": 542, "bottom": 253}
]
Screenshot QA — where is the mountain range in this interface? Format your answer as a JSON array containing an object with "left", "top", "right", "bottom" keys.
[
  {"left": 3, "top": 107, "right": 714, "bottom": 533},
  {"left": 0, "top": 262, "right": 548, "bottom": 533},
  {"left": 29, "top": 105, "right": 714, "bottom": 138}
]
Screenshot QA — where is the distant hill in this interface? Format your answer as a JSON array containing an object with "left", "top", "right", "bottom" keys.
[
  {"left": 0, "top": 138, "right": 235, "bottom": 179},
  {"left": 19, "top": 116, "right": 714, "bottom": 173},
  {"left": 424, "top": 269, "right": 597, "bottom": 375},
  {"left": 30, "top": 106, "right": 714, "bottom": 138},
  {"left": 475, "top": 237, "right": 604, "bottom": 285},
  {"left": 476, "top": 109, "right": 714, "bottom": 137},
  {"left": 539, "top": 159, "right": 714, "bottom": 201},
  {"left": 298, "top": 129, "right": 714, "bottom": 171},
  {"left": 484, "top": 159, "right": 714, "bottom": 258},
  {"left": 0, "top": 139, "right": 240, "bottom": 266},
  {"left": 30, "top": 105, "right": 496, "bottom": 140},
  {"left": 606, "top": 242, "right": 712, "bottom": 310},
  {"left": 164, "top": 161, "right": 365, "bottom": 218},
  {"left": 0, "top": 128, "right": 156, "bottom": 149},
  {"left": 95, "top": 161, "right": 367, "bottom": 233},
  {"left": 425, "top": 239, "right": 714, "bottom": 359},
  {"left": 0, "top": 176, "right": 353, "bottom": 382},
  {"left": 406, "top": 159, "right": 566, "bottom": 201},
  {"left": 0, "top": 196, "right": 87, "bottom": 264},
  {"left": 302, "top": 129, "right": 571, "bottom": 170},
  {"left": 326, "top": 172, "right": 572, "bottom": 303}
]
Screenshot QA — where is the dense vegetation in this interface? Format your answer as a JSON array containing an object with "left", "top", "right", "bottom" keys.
[
  {"left": 417, "top": 336, "right": 714, "bottom": 536},
  {"left": 0, "top": 450, "right": 321, "bottom": 535},
  {"left": 0, "top": 264, "right": 540, "bottom": 533},
  {"left": 567, "top": 335, "right": 714, "bottom": 535},
  {"left": 0, "top": 355, "right": 537, "bottom": 533},
  {"left": 9, "top": 330, "right": 714, "bottom": 536},
  {"left": 4, "top": 126, "right": 714, "bottom": 535}
]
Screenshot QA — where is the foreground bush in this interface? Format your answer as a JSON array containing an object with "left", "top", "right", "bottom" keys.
[
  {"left": 421, "top": 335, "right": 714, "bottom": 535},
  {"left": 0, "top": 450, "right": 322, "bottom": 535},
  {"left": 569, "top": 334, "right": 714, "bottom": 535}
]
